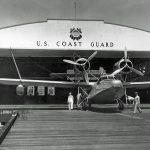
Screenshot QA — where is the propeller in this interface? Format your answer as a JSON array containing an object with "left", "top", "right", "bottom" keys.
[
  {"left": 124, "top": 48, "right": 143, "bottom": 76},
  {"left": 112, "top": 63, "right": 144, "bottom": 76},
  {"left": 63, "top": 51, "right": 97, "bottom": 84},
  {"left": 114, "top": 47, "right": 144, "bottom": 76},
  {"left": 63, "top": 51, "right": 97, "bottom": 66}
]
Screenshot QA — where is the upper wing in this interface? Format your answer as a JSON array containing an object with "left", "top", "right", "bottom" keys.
[
  {"left": 0, "top": 78, "right": 92, "bottom": 88},
  {"left": 123, "top": 81, "right": 150, "bottom": 89}
]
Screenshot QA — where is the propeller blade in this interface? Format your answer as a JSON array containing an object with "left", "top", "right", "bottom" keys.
[
  {"left": 87, "top": 51, "right": 97, "bottom": 62},
  {"left": 124, "top": 48, "right": 127, "bottom": 61},
  {"left": 84, "top": 71, "right": 89, "bottom": 84},
  {"left": 63, "top": 59, "right": 80, "bottom": 66},
  {"left": 83, "top": 67, "right": 89, "bottom": 84},
  {"left": 124, "top": 88, "right": 127, "bottom": 96},
  {"left": 128, "top": 67, "right": 144, "bottom": 76},
  {"left": 111, "top": 67, "right": 125, "bottom": 76}
]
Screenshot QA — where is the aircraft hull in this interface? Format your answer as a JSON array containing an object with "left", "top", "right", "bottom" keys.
[{"left": 89, "top": 87, "right": 124, "bottom": 104}]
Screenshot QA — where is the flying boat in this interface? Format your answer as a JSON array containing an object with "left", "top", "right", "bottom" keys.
[{"left": 0, "top": 49, "right": 149, "bottom": 110}]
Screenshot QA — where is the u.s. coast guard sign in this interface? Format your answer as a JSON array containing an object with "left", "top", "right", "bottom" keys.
[{"left": 0, "top": 19, "right": 149, "bottom": 52}]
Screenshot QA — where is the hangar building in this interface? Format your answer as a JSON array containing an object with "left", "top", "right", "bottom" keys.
[{"left": 0, "top": 19, "right": 150, "bottom": 104}]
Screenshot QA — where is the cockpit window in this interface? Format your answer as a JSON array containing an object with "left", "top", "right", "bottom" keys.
[
  {"left": 108, "top": 76, "right": 114, "bottom": 79},
  {"left": 97, "top": 76, "right": 107, "bottom": 83},
  {"left": 98, "top": 75, "right": 115, "bottom": 84},
  {"left": 102, "top": 76, "right": 108, "bottom": 80}
]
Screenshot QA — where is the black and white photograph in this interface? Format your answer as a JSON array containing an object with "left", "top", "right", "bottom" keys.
[{"left": 0, "top": 0, "right": 150, "bottom": 149}]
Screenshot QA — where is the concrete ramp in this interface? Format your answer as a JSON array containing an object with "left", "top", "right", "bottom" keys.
[{"left": 1, "top": 106, "right": 150, "bottom": 149}]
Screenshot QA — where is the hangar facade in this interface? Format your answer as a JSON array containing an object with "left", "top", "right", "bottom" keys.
[{"left": 0, "top": 19, "right": 150, "bottom": 104}]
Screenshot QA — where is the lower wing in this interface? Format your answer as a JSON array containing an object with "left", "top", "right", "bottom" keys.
[
  {"left": 0, "top": 78, "right": 92, "bottom": 89},
  {"left": 123, "top": 81, "right": 150, "bottom": 89}
]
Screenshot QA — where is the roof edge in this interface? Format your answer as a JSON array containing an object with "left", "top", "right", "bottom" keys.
[{"left": 0, "top": 18, "right": 149, "bottom": 33}]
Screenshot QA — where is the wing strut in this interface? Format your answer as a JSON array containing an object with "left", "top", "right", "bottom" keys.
[{"left": 10, "top": 49, "right": 22, "bottom": 82}]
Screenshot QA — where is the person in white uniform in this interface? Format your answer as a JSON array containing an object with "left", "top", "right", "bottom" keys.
[
  {"left": 133, "top": 92, "right": 142, "bottom": 113},
  {"left": 67, "top": 92, "right": 74, "bottom": 110}
]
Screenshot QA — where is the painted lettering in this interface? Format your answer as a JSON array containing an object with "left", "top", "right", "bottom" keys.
[
  {"left": 56, "top": 41, "right": 60, "bottom": 46},
  {"left": 110, "top": 42, "right": 114, "bottom": 47},
  {"left": 74, "top": 42, "right": 77, "bottom": 47},
  {"left": 56, "top": 41, "right": 82, "bottom": 47},
  {"left": 90, "top": 42, "right": 114, "bottom": 48},
  {"left": 68, "top": 42, "right": 72, "bottom": 47},
  {"left": 106, "top": 42, "right": 109, "bottom": 47},
  {"left": 78, "top": 42, "right": 82, "bottom": 46},
  {"left": 37, "top": 41, "right": 41, "bottom": 46},
  {"left": 100, "top": 42, "right": 104, "bottom": 47},
  {"left": 37, "top": 41, "right": 50, "bottom": 47},
  {"left": 44, "top": 41, "right": 48, "bottom": 46},
  {"left": 62, "top": 41, "right": 66, "bottom": 46}
]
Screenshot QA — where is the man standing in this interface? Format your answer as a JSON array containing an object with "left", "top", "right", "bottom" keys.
[
  {"left": 76, "top": 92, "right": 82, "bottom": 108},
  {"left": 67, "top": 92, "right": 74, "bottom": 110},
  {"left": 133, "top": 92, "right": 142, "bottom": 113}
]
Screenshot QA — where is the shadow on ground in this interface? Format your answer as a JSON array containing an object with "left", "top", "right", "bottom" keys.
[{"left": 89, "top": 106, "right": 122, "bottom": 113}]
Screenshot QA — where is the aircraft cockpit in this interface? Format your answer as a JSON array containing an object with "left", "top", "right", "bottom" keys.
[{"left": 97, "top": 75, "right": 116, "bottom": 84}]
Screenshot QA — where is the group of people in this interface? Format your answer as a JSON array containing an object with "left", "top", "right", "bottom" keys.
[
  {"left": 67, "top": 92, "right": 82, "bottom": 110},
  {"left": 67, "top": 91, "right": 142, "bottom": 113}
]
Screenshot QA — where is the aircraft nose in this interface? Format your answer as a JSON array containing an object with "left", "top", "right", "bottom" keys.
[{"left": 112, "top": 80, "right": 123, "bottom": 87}]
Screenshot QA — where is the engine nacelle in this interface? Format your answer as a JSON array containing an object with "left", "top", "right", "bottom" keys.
[
  {"left": 114, "top": 59, "right": 133, "bottom": 74},
  {"left": 16, "top": 84, "right": 25, "bottom": 96},
  {"left": 74, "top": 58, "right": 90, "bottom": 73}
]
